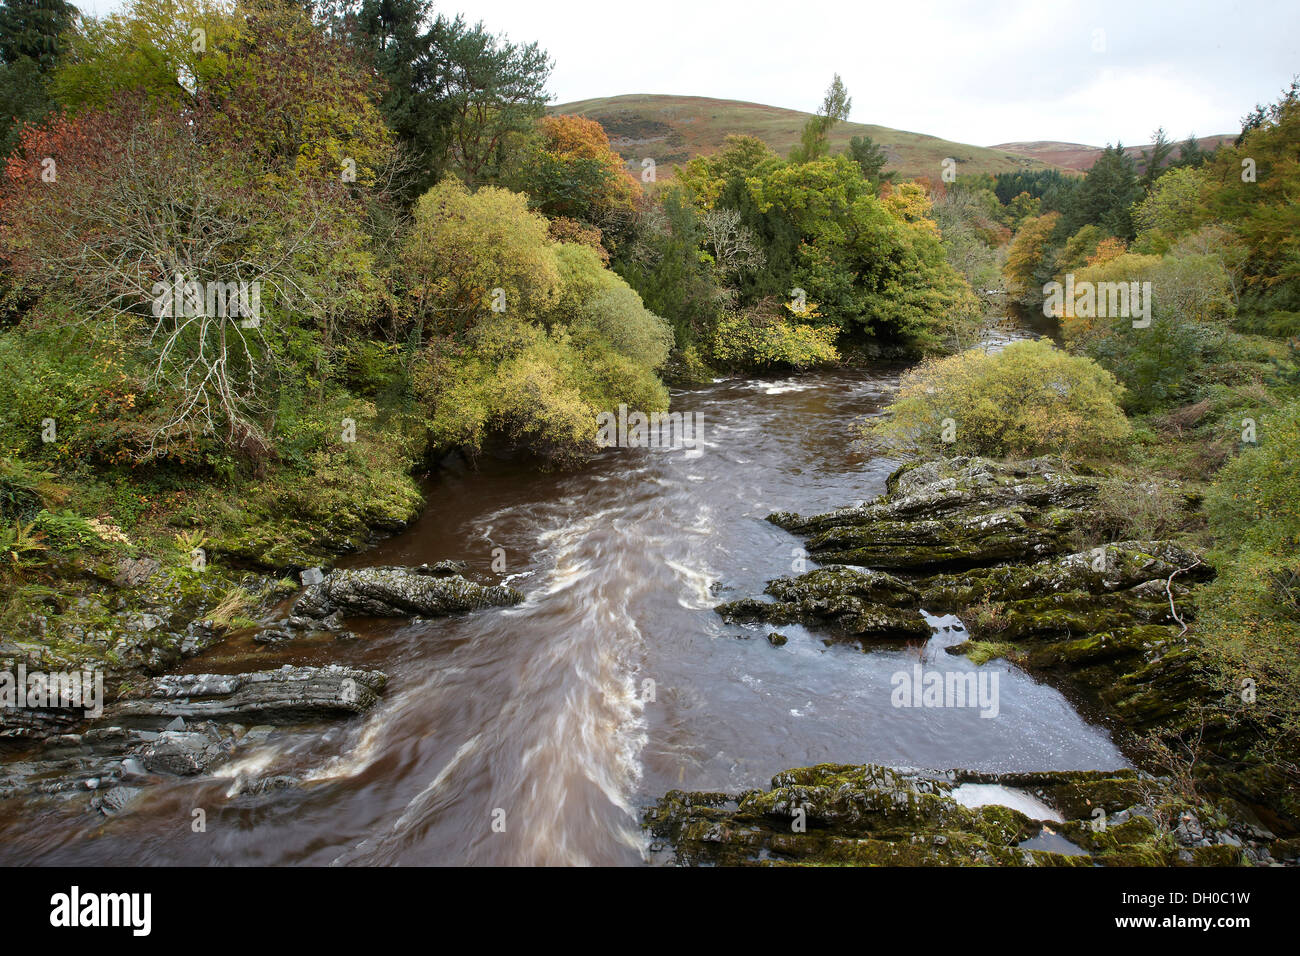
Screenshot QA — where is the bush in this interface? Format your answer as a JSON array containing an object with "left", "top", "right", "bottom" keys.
[
  {"left": 1204, "top": 399, "right": 1300, "bottom": 557},
  {"left": 864, "top": 337, "right": 1130, "bottom": 458},
  {"left": 706, "top": 302, "right": 840, "bottom": 371},
  {"left": 1090, "top": 317, "right": 1214, "bottom": 413},
  {"left": 1199, "top": 398, "right": 1300, "bottom": 755},
  {"left": 416, "top": 315, "right": 670, "bottom": 465},
  {"left": 401, "top": 178, "right": 561, "bottom": 332}
]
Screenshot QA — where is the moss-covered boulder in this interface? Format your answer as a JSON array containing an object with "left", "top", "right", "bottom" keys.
[
  {"left": 716, "top": 566, "right": 929, "bottom": 643},
  {"left": 769, "top": 456, "right": 1099, "bottom": 572},
  {"left": 645, "top": 762, "right": 1269, "bottom": 867}
]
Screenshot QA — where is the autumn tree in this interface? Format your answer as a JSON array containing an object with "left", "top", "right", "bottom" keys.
[
  {"left": 1202, "top": 86, "right": 1300, "bottom": 328},
  {"left": 1002, "top": 211, "right": 1060, "bottom": 303},
  {"left": 400, "top": 178, "right": 560, "bottom": 335},
  {"left": 504, "top": 114, "right": 641, "bottom": 253},
  {"left": 0, "top": 0, "right": 76, "bottom": 154}
]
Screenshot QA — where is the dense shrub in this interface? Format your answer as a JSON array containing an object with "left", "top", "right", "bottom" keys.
[
  {"left": 401, "top": 178, "right": 561, "bottom": 333},
  {"left": 864, "top": 337, "right": 1130, "bottom": 458},
  {"left": 1199, "top": 399, "right": 1300, "bottom": 752},
  {"left": 706, "top": 301, "right": 840, "bottom": 371},
  {"left": 415, "top": 312, "right": 670, "bottom": 465}
]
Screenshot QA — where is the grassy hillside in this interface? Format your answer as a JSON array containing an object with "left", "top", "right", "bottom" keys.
[
  {"left": 994, "top": 135, "right": 1235, "bottom": 172},
  {"left": 550, "top": 93, "right": 1059, "bottom": 181}
]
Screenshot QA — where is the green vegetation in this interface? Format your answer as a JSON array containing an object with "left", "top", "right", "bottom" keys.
[
  {"left": 1, "top": 3, "right": 991, "bottom": 659},
  {"left": 863, "top": 338, "right": 1131, "bottom": 459},
  {"left": 552, "top": 93, "right": 1064, "bottom": 182},
  {"left": 861, "top": 81, "right": 1300, "bottom": 793}
]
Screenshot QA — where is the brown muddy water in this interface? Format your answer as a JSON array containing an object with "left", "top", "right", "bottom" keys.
[{"left": 0, "top": 316, "right": 1126, "bottom": 866}]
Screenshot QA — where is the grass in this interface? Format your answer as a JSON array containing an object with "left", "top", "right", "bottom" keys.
[{"left": 551, "top": 94, "right": 1062, "bottom": 181}]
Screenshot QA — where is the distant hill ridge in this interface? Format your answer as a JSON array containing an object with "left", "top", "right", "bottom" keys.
[
  {"left": 549, "top": 93, "right": 1234, "bottom": 180},
  {"left": 993, "top": 135, "right": 1235, "bottom": 172}
]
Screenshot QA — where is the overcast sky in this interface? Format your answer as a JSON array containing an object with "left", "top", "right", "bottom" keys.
[{"left": 77, "top": 0, "right": 1299, "bottom": 147}]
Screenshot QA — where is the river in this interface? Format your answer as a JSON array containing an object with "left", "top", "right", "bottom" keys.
[{"left": 0, "top": 314, "right": 1127, "bottom": 866}]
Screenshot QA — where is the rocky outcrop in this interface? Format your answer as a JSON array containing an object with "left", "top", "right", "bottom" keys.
[
  {"left": 0, "top": 664, "right": 389, "bottom": 812},
  {"left": 716, "top": 566, "right": 930, "bottom": 643},
  {"left": 292, "top": 565, "right": 523, "bottom": 619},
  {"left": 919, "top": 540, "right": 1211, "bottom": 610},
  {"left": 692, "top": 454, "right": 1300, "bottom": 859},
  {"left": 105, "top": 664, "right": 387, "bottom": 727},
  {"left": 768, "top": 456, "right": 1098, "bottom": 571},
  {"left": 645, "top": 762, "right": 1287, "bottom": 867}
]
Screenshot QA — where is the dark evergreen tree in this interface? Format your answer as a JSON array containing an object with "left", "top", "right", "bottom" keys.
[
  {"left": 0, "top": 0, "right": 76, "bottom": 156},
  {"left": 1062, "top": 144, "right": 1141, "bottom": 240},
  {"left": 846, "top": 134, "right": 890, "bottom": 184}
]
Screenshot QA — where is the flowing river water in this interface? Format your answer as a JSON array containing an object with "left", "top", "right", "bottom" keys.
[{"left": 0, "top": 315, "right": 1128, "bottom": 866}]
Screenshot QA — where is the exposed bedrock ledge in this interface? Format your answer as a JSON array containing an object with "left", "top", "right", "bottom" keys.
[
  {"left": 768, "top": 456, "right": 1100, "bottom": 572},
  {"left": 104, "top": 664, "right": 387, "bottom": 728},
  {"left": 292, "top": 565, "right": 523, "bottom": 619},
  {"left": 716, "top": 565, "right": 930, "bottom": 643},
  {"left": 918, "top": 539, "right": 1212, "bottom": 610},
  {"left": 715, "top": 541, "right": 1208, "bottom": 647},
  {"left": 645, "top": 762, "right": 1289, "bottom": 867}
]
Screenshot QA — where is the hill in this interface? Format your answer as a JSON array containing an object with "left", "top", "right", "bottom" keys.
[
  {"left": 549, "top": 93, "right": 1059, "bottom": 181},
  {"left": 993, "top": 134, "right": 1236, "bottom": 172}
]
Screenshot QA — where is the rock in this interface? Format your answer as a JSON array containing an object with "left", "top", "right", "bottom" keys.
[
  {"left": 95, "top": 785, "right": 141, "bottom": 816},
  {"left": 767, "top": 632, "right": 788, "bottom": 647},
  {"left": 769, "top": 456, "right": 1098, "bottom": 572},
  {"left": 292, "top": 566, "right": 523, "bottom": 619},
  {"left": 919, "top": 541, "right": 1212, "bottom": 610},
  {"left": 123, "top": 612, "right": 164, "bottom": 632},
  {"left": 104, "top": 664, "right": 387, "bottom": 727},
  {"left": 644, "top": 762, "right": 1272, "bottom": 867},
  {"left": 180, "top": 621, "right": 220, "bottom": 658},
  {"left": 113, "top": 557, "right": 160, "bottom": 588},
  {"left": 300, "top": 567, "right": 325, "bottom": 587},
  {"left": 140, "top": 729, "right": 233, "bottom": 776},
  {"left": 717, "top": 566, "right": 929, "bottom": 644},
  {"left": 422, "top": 560, "right": 470, "bottom": 577},
  {"left": 253, "top": 625, "right": 296, "bottom": 645}
]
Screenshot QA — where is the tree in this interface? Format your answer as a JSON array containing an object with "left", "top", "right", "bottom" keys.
[
  {"left": 337, "top": 0, "right": 452, "bottom": 200},
  {"left": 1002, "top": 211, "right": 1060, "bottom": 303},
  {"left": 747, "top": 155, "right": 977, "bottom": 345},
  {"left": 52, "top": 0, "right": 395, "bottom": 183},
  {"left": 51, "top": 0, "right": 241, "bottom": 112},
  {"left": 846, "top": 133, "right": 889, "bottom": 183},
  {"left": 437, "top": 16, "right": 551, "bottom": 184},
  {"left": 1203, "top": 88, "right": 1300, "bottom": 327},
  {"left": 1063, "top": 144, "right": 1141, "bottom": 239},
  {"left": 0, "top": 0, "right": 76, "bottom": 70},
  {"left": 0, "top": 0, "right": 76, "bottom": 155},
  {"left": 1132, "top": 164, "right": 1209, "bottom": 253},
  {"left": 615, "top": 184, "right": 723, "bottom": 346},
  {"left": 790, "top": 73, "right": 850, "bottom": 163},
  {"left": 400, "top": 177, "right": 560, "bottom": 335},
  {"left": 1235, "top": 76, "right": 1298, "bottom": 145},
  {"left": 504, "top": 114, "right": 641, "bottom": 253},
  {"left": 1139, "top": 127, "right": 1174, "bottom": 193},
  {"left": 0, "top": 96, "right": 371, "bottom": 462}
]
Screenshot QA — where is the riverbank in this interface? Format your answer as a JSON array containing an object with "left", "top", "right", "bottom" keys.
[
  {"left": 0, "top": 361, "right": 1292, "bottom": 866},
  {"left": 648, "top": 454, "right": 1297, "bottom": 865}
]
